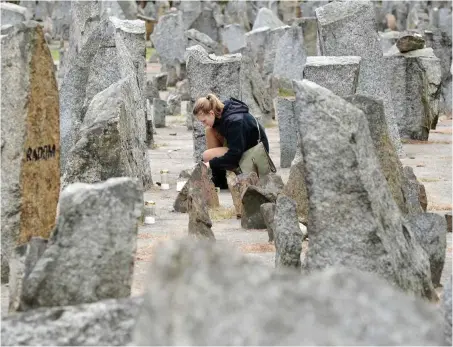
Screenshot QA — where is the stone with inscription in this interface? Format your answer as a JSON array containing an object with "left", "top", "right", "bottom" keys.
[{"left": 1, "top": 21, "right": 60, "bottom": 284}]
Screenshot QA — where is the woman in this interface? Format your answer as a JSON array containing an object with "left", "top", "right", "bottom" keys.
[{"left": 193, "top": 94, "right": 270, "bottom": 189}]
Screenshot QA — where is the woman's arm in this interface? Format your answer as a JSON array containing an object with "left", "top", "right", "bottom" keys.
[{"left": 208, "top": 119, "right": 245, "bottom": 171}]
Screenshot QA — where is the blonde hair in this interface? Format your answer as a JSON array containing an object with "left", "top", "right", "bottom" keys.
[{"left": 193, "top": 93, "right": 224, "bottom": 118}]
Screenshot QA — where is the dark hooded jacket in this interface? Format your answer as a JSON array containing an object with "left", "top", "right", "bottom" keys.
[{"left": 209, "top": 98, "right": 270, "bottom": 171}]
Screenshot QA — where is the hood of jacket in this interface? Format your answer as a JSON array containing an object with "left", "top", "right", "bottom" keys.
[{"left": 222, "top": 98, "right": 249, "bottom": 118}]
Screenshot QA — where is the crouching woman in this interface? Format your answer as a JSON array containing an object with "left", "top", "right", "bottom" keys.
[{"left": 193, "top": 94, "right": 270, "bottom": 189}]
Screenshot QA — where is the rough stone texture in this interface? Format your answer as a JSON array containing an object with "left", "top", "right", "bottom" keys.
[
  {"left": 224, "top": 0, "right": 251, "bottom": 31},
  {"left": 2, "top": 296, "right": 143, "bottom": 346},
  {"left": 0, "top": 3, "right": 30, "bottom": 25},
  {"left": 151, "top": 10, "right": 186, "bottom": 65},
  {"left": 176, "top": 79, "right": 190, "bottom": 101},
  {"left": 443, "top": 276, "right": 452, "bottom": 346},
  {"left": 303, "top": 56, "right": 361, "bottom": 98},
  {"left": 240, "top": 45, "right": 273, "bottom": 123},
  {"left": 187, "top": 189, "right": 215, "bottom": 240},
  {"left": 273, "top": 25, "right": 306, "bottom": 85},
  {"left": 185, "top": 28, "right": 221, "bottom": 55},
  {"left": 186, "top": 45, "right": 241, "bottom": 161},
  {"left": 51, "top": 0, "right": 71, "bottom": 40},
  {"left": 408, "top": 213, "right": 447, "bottom": 287},
  {"left": 345, "top": 95, "right": 407, "bottom": 214},
  {"left": 274, "top": 195, "right": 303, "bottom": 270},
  {"left": 293, "top": 17, "right": 319, "bottom": 56},
  {"left": 190, "top": 2, "right": 221, "bottom": 42},
  {"left": 283, "top": 134, "right": 309, "bottom": 224},
  {"left": 316, "top": 0, "right": 403, "bottom": 156},
  {"left": 260, "top": 202, "right": 276, "bottom": 242},
  {"left": 8, "top": 238, "right": 48, "bottom": 313},
  {"left": 167, "top": 92, "right": 181, "bottom": 116},
  {"left": 275, "top": 97, "right": 297, "bottom": 168},
  {"left": 177, "top": 0, "right": 202, "bottom": 30},
  {"left": 402, "top": 166, "right": 426, "bottom": 215},
  {"left": 221, "top": 24, "right": 246, "bottom": 53},
  {"left": 59, "top": 2, "right": 119, "bottom": 171},
  {"left": 380, "top": 30, "right": 401, "bottom": 53},
  {"left": 424, "top": 28, "right": 452, "bottom": 115},
  {"left": 385, "top": 48, "right": 442, "bottom": 140},
  {"left": 62, "top": 18, "right": 152, "bottom": 191},
  {"left": 19, "top": 178, "right": 142, "bottom": 310},
  {"left": 241, "top": 186, "right": 276, "bottom": 229},
  {"left": 162, "top": 63, "right": 178, "bottom": 87},
  {"left": 62, "top": 78, "right": 152, "bottom": 191},
  {"left": 1, "top": 21, "right": 60, "bottom": 284},
  {"left": 146, "top": 78, "right": 159, "bottom": 102},
  {"left": 252, "top": 7, "right": 284, "bottom": 30},
  {"left": 257, "top": 172, "right": 285, "bottom": 194},
  {"left": 226, "top": 171, "right": 259, "bottom": 218},
  {"left": 153, "top": 98, "right": 167, "bottom": 128},
  {"left": 153, "top": 73, "right": 168, "bottom": 91},
  {"left": 174, "top": 163, "right": 219, "bottom": 213},
  {"left": 133, "top": 238, "right": 444, "bottom": 345},
  {"left": 397, "top": 33, "right": 426, "bottom": 53},
  {"left": 293, "top": 79, "right": 437, "bottom": 301}
]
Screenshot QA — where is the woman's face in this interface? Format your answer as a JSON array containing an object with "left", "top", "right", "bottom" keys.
[{"left": 196, "top": 110, "right": 215, "bottom": 128}]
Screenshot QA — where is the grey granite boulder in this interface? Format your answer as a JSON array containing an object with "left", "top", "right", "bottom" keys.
[
  {"left": 241, "top": 186, "right": 276, "bottom": 229},
  {"left": 407, "top": 213, "right": 447, "bottom": 287},
  {"left": 2, "top": 296, "right": 143, "bottom": 346},
  {"left": 252, "top": 7, "right": 284, "bottom": 30},
  {"left": 303, "top": 56, "right": 361, "bottom": 98},
  {"left": 0, "top": 3, "right": 30, "bottom": 25},
  {"left": 151, "top": 10, "right": 186, "bottom": 65},
  {"left": 385, "top": 48, "right": 442, "bottom": 141},
  {"left": 273, "top": 25, "right": 306, "bottom": 86},
  {"left": 316, "top": 0, "right": 403, "bottom": 156},
  {"left": 274, "top": 195, "right": 303, "bottom": 270},
  {"left": 185, "top": 28, "right": 221, "bottom": 55},
  {"left": 19, "top": 178, "right": 142, "bottom": 310},
  {"left": 344, "top": 95, "right": 407, "bottom": 214},
  {"left": 221, "top": 24, "right": 246, "bottom": 53},
  {"left": 402, "top": 166, "right": 426, "bottom": 215},
  {"left": 293, "top": 79, "right": 437, "bottom": 301},
  {"left": 275, "top": 97, "right": 297, "bottom": 168},
  {"left": 133, "top": 238, "right": 443, "bottom": 345},
  {"left": 187, "top": 188, "right": 215, "bottom": 240}
]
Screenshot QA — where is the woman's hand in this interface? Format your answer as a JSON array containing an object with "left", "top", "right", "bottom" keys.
[{"left": 203, "top": 161, "right": 210, "bottom": 168}]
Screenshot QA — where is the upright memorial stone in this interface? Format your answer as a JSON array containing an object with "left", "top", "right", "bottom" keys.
[{"left": 1, "top": 22, "right": 60, "bottom": 283}]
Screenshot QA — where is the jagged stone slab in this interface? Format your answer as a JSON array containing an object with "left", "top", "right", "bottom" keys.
[
  {"left": 293, "top": 79, "right": 436, "bottom": 301},
  {"left": 1, "top": 21, "right": 60, "bottom": 283},
  {"left": 316, "top": 0, "right": 403, "bottom": 156},
  {"left": 1, "top": 296, "right": 143, "bottom": 346},
  {"left": 304, "top": 56, "right": 361, "bottom": 98},
  {"left": 345, "top": 95, "right": 407, "bottom": 214},
  {"left": 227, "top": 171, "right": 259, "bottom": 218},
  {"left": 407, "top": 213, "right": 447, "bottom": 287},
  {"left": 19, "top": 178, "right": 143, "bottom": 310},
  {"left": 385, "top": 47, "right": 442, "bottom": 140},
  {"left": 241, "top": 185, "right": 276, "bottom": 229},
  {"left": 0, "top": 3, "right": 30, "bottom": 25},
  {"left": 174, "top": 163, "right": 219, "bottom": 213},
  {"left": 274, "top": 195, "right": 303, "bottom": 270},
  {"left": 151, "top": 10, "right": 186, "bottom": 65},
  {"left": 221, "top": 24, "right": 246, "bottom": 53},
  {"left": 133, "top": 238, "right": 443, "bottom": 345},
  {"left": 275, "top": 97, "right": 297, "bottom": 168},
  {"left": 260, "top": 202, "right": 276, "bottom": 242},
  {"left": 187, "top": 189, "right": 215, "bottom": 240},
  {"left": 252, "top": 7, "right": 284, "bottom": 30}
]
